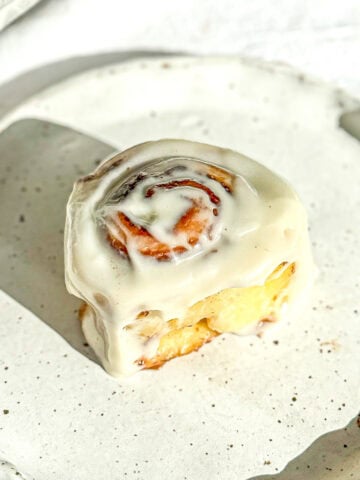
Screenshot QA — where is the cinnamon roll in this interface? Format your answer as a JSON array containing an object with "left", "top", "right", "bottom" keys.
[{"left": 65, "top": 140, "right": 313, "bottom": 377}]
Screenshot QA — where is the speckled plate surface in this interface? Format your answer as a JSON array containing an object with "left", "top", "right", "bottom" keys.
[{"left": 0, "top": 57, "right": 360, "bottom": 480}]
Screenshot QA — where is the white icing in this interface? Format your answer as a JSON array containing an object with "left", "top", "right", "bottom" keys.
[{"left": 64, "top": 139, "right": 313, "bottom": 377}]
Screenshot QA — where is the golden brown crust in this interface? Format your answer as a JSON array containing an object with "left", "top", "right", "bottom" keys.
[
  {"left": 136, "top": 262, "right": 295, "bottom": 368},
  {"left": 78, "top": 302, "right": 89, "bottom": 323},
  {"left": 79, "top": 262, "right": 295, "bottom": 371},
  {"left": 136, "top": 319, "right": 218, "bottom": 369}
]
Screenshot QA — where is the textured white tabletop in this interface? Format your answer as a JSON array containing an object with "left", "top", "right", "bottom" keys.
[
  {"left": 0, "top": 3, "right": 360, "bottom": 479},
  {"left": 0, "top": 0, "right": 360, "bottom": 96}
]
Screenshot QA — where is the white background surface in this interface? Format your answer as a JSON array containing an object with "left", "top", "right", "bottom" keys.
[
  {"left": 0, "top": 54, "right": 360, "bottom": 480},
  {"left": 0, "top": 2, "right": 360, "bottom": 479},
  {"left": 0, "top": 0, "right": 360, "bottom": 96}
]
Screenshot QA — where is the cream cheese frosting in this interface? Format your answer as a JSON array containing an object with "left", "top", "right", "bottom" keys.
[{"left": 64, "top": 139, "right": 313, "bottom": 377}]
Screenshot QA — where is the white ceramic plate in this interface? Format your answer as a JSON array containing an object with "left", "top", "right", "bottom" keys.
[
  {"left": 0, "top": 0, "right": 42, "bottom": 31},
  {"left": 0, "top": 57, "right": 360, "bottom": 480}
]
